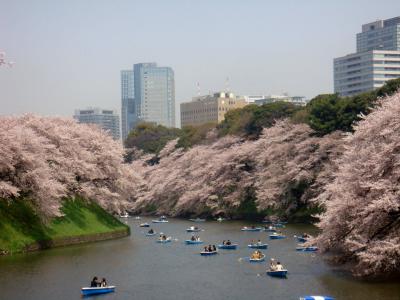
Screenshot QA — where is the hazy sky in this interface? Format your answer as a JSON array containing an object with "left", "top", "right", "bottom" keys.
[{"left": 1, "top": 0, "right": 400, "bottom": 126}]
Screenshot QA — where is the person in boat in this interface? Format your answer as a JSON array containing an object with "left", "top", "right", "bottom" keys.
[
  {"left": 191, "top": 235, "right": 196, "bottom": 241},
  {"left": 100, "top": 278, "right": 107, "bottom": 287},
  {"left": 251, "top": 225, "right": 255, "bottom": 229},
  {"left": 208, "top": 245, "right": 213, "bottom": 252},
  {"left": 204, "top": 246, "right": 208, "bottom": 252},
  {"left": 222, "top": 240, "right": 226, "bottom": 245},
  {"left": 251, "top": 250, "right": 261, "bottom": 259},
  {"left": 194, "top": 226, "right": 198, "bottom": 230},
  {"left": 212, "top": 245, "right": 217, "bottom": 251},
  {"left": 226, "top": 240, "right": 231, "bottom": 245},
  {"left": 257, "top": 239, "right": 262, "bottom": 245},
  {"left": 275, "top": 262, "right": 284, "bottom": 271},
  {"left": 148, "top": 228, "right": 154, "bottom": 234},
  {"left": 302, "top": 233, "right": 310, "bottom": 238},
  {"left": 90, "top": 276, "right": 99, "bottom": 287}
]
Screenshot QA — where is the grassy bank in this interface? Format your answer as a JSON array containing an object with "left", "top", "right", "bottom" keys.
[{"left": 0, "top": 197, "right": 129, "bottom": 254}]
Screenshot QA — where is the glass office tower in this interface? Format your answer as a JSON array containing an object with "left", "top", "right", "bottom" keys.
[
  {"left": 134, "top": 63, "right": 175, "bottom": 128},
  {"left": 357, "top": 17, "right": 400, "bottom": 52},
  {"left": 120, "top": 70, "right": 135, "bottom": 142}
]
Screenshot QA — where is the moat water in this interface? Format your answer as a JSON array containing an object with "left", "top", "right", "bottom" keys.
[{"left": 0, "top": 217, "right": 398, "bottom": 300}]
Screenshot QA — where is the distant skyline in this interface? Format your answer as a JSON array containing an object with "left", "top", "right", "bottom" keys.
[{"left": 1, "top": 0, "right": 400, "bottom": 127}]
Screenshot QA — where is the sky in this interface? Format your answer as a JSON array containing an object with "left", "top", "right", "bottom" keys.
[{"left": 1, "top": 0, "right": 400, "bottom": 127}]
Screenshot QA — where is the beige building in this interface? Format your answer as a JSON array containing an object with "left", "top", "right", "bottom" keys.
[{"left": 180, "top": 92, "right": 247, "bottom": 127}]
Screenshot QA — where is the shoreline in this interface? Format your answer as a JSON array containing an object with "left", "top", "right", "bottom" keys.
[{"left": 1, "top": 227, "right": 130, "bottom": 256}]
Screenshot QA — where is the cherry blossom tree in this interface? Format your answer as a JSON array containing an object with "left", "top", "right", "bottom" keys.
[
  {"left": 0, "top": 115, "right": 136, "bottom": 217},
  {"left": 128, "top": 121, "right": 342, "bottom": 219},
  {"left": 314, "top": 91, "right": 400, "bottom": 278}
]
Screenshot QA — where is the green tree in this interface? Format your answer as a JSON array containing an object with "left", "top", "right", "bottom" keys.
[
  {"left": 125, "top": 122, "right": 181, "bottom": 154},
  {"left": 176, "top": 123, "right": 216, "bottom": 149},
  {"left": 218, "top": 102, "right": 300, "bottom": 138}
]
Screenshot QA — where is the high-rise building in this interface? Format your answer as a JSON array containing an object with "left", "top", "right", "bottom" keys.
[
  {"left": 334, "top": 17, "right": 400, "bottom": 97},
  {"left": 134, "top": 63, "right": 175, "bottom": 128},
  {"left": 120, "top": 63, "right": 175, "bottom": 142},
  {"left": 120, "top": 70, "right": 135, "bottom": 142},
  {"left": 357, "top": 17, "right": 400, "bottom": 52},
  {"left": 334, "top": 51, "right": 400, "bottom": 97},
  {"left": 180, "top": 92, "right": 247, "bottom": 127},
  {"left": 74, "top": 108, "right": 120, "bottom": 140}
]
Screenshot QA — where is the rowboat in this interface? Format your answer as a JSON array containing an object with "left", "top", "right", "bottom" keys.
[
  {"left": 241, "top": 226, "right": 262, "bottom": 232},
  {"left": 296, "top": 236, "right": 308, "bottom": 243},
  {"left": 266, "top": 270, "right": 288, "bottom": 278},
  {"left": 299, "top": 296, "right": 335, "bottom": 300},
  {"left": 217, "top": 244, "right": 238, "bottom": 250},
  {"left": 217, "top": 217, "right": 225, "bottom": 222},
  {"left": 200, "top": 251, "right": 218, "bottom": 256},
  {"left": 139, "top": 223, "right": 150, "bottom": 227},
  {"left": 152, "top": 219, "right": 169, "bottom": 223},
  {"left": 156, "top": 237, "right": 172, "bottom": 243},
  {"left": 296, "top": 246, "right": 318, "bottom": 252},
  {"left": 189, "top": 218, "right": 206, "bottom": 222},
  {"left": 249, "top": 254, "right": 266, "bottom": 262},
  {"left": 186, "top": 226, "right": 202, "bottom": 232},
  {"left": 119, "top": 212, "right": 129, "bottom": 218},
  {"left": 185, "top": 239, "right": 203, "bottom": 244},
  {"left": 248, "top": 243, "right": 268, "bottom": 249},
  {"left": 264, "top": 226, "right": 277, "bottom": 232},
  {"left": 269, "top": 233, "right": 286, "bottom": 240},
  {"left": 152, "top": 216, "right": 168, "bottom": 223},
  {"left": 81, "top": 286, "right": 116, "bottom": 296}
]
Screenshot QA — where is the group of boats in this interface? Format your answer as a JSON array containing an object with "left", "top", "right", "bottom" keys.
[
  {"left": 92, "top": 215, "right": 333, "bottom": 299},
  {"left": 142, "top": 217, "right": 319, "bottom": 279}
]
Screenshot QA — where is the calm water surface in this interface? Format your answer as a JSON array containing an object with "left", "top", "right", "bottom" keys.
[{"left": 0, "top": 218, "right": 398, "bottom": 300}]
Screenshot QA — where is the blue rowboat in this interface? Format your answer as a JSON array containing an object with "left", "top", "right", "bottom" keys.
[
  {"left": 185, "top": 239, "right": 203, "bottom": 245},
  {"left": 81, "top": 286, "right": 116, "bottom": 296},
  {"left": 249, "top": 254, "right": 266, "bottom": 262},
  {"left": 189, "top": 218, "right": 206, "bottom": 222},
  {"left": 266, "top": 270, "right": 288, "bottom": 278},
  {"left": 217, "top": 244, "right": 238, "bottom": 250},
  {"left": 241, "top": 227, "right": 262, "bottom": 232},
  {"left": 300, "top": 296, "right": 334, "bottom": 300},
  {"left": 296, "top": 236, "right": 308, "bottom": 243},
  {"left": 186, "top": 227, "right": 202, "bottom": 232},
  {"left": 296, "top": 246, "right": 318, "bottom": 252},
  {"left": 269, "top": 234, "right": 286, "bottom": 240},
  {"left": 139, "top": 223, "right": 150, "bottom": 227},
  {"left": 248, "top": 243, "right": 268, "bottom": 249},
  {"left": 156, "top": 238, "right": 172, "bottom": 243},
  {"left": 200, "top": 251, "right": 218, "bottom": 256}
]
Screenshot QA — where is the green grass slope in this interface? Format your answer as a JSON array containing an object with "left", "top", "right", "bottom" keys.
[{"left": 0, "top": 197, "right": 129, "bottom": 254}]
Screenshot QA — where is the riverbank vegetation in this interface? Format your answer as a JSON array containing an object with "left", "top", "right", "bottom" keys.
[{"left": 0, "top": 197, "right": 128, "bottom": 254}]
